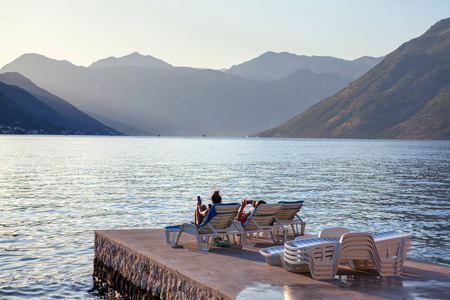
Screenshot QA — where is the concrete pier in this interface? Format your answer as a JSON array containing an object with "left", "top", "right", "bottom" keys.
[{"left": 94, "top": 229, "right": 450, "bottom": 300}]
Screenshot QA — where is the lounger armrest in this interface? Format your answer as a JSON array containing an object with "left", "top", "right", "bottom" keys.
[
  {"left": 248, "top": 218, "right": 262, "bottom": 230},
  {"left": 273, "top": 217, "right": 284, "bottom": 226},
  {"left": 205, "top": 223, "right": 218, "bottom": 234},
  {"left": 294, "top": 214, "right": 304, "bottom": 221},
  {"left": 232, "top": 220, "right": 244, "bottom": 231}
]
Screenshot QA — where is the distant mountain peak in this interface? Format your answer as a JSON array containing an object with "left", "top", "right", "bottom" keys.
[
  {"left": 88, "top": 52, "right": 172, "bottom": 69},
  {"left": 128, "top": 51, "right": 141, "bottom": 56},
  {"left": 1, "top": 53, "right": 77, "bottom": 70},
  {"left": 226, "top": 51, "right": 382, "bottom": 82}
]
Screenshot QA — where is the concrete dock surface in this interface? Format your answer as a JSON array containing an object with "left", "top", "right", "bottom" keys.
[{"left": 94, "top": 229, "right": 450, "bottom": 299}]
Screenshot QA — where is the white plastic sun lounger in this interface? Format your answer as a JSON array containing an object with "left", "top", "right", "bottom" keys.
[
  {"left": 165, "top": 203, "right": 243, "bottom": 251},
  {"left": 259, "top": 245, "right": 285, "bottom": 265},
  {"left": 276, "top": 201, "right": 306, "bottom": 236},
  {"left": 348, "top": 231, "right": 413, "bottom": 275},
  {"left": 234, "top": 203, "right": 288, "bottom": 247},
  {"left": 282, "top": 232, "right": 378, "bottom": 279},
  {"left": 282, "top": 237, "right": 340, "bottom": 275},
  {"left": 260, "top": 228, "right": 349, "bottom": 268},
  {"left": 286, "top": 231, "right": 412, "bottom": 280},
  {"left": 261, "top": 228, "right": 412, "bottom": 280}
]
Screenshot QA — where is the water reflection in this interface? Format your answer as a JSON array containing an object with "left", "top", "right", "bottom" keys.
[
  {"left": 237, "top": 275, "right": 450, "bottom": 300},
  {"left": 0, "top": 136, "right": 449, "bottom": 299}
]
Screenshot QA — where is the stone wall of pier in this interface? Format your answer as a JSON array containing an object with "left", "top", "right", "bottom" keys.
[{"left": 94, "top": 231, "right": 230, "bottom": 300}]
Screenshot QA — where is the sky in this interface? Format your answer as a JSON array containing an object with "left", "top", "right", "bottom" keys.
[{"left": 1, "top": 0, "right": 449, "bottom": 70}]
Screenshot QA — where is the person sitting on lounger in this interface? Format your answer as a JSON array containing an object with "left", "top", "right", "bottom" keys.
[
  {"left": 235, "top": 199, "right": 266, "bottom": 225},
  {"left": 195, "top": 190, "right": 222, "bottom": 225}
]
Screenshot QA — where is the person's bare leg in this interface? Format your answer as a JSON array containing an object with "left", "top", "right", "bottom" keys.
[{"left": 195, "top": 204, "right": 207, "bottom": 225}]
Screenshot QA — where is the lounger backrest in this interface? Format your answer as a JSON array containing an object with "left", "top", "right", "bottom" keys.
[
  {"left": 372, "top": 231, "right": 413, "bottom": 259},
  {"left": 276, "top": 201, "right": 304, "bottom": 220},
  {"left": 338, "top": 232, "right": 376, "bottom": 261},
  {"left": 198, "top": 204, "right": 240, "bottom": 234},
  {"left": 318, "top": 227, "right": 350, "bottom": 238},
  {"left": 244, "top": 204, "right": 282, "bottom": 231}
]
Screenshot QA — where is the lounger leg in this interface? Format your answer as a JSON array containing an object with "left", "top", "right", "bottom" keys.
[
  {"left": 301, "top": 221, "right": 306, "bottom": 236},
  {"left": 252, "top": 232, "right": 260, "bottom": 246},
  {"left": 225, "top": 234, "right": 243, "bottom": 249},
  {"left": 197, "top": 235, "right": 212, "bottom": 251},
  {"left": 290, "top": 224, "right": 299, "bottom": 236},
  {"left": 243, "top": 232, "right": 258, "bottom": 247},
  {"left": 243, "top": 233, "right": 251, "bottom": 246},
  {"left": 289, "top": 222, "right": 306, "bottom": 236},
  {"left": 270, "top": 229, "right": 288, "bottom": 244},
  {"left": 234, "top": 234, "right": 243, "bottom": 249},
  {"left": 174, "top": 225, "right": 186, "bottom": 246},
  {"left": 270, "top": 231, "right": 280, "bottom": 244},
  {"left": 165, "top": 229, "right": 179, "bottom": 245}
]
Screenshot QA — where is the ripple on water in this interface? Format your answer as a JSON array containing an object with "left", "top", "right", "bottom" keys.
[{"left": 0, "top": 136, "right": 449, "bottom": 299}]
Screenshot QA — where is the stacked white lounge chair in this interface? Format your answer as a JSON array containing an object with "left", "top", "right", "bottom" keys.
[
  {"left": 260, "top": 228, "right": 412, "bottom": 280},
  {"left": 260, "top": 227, "right": 349, "bottom": 267},
  {"left": 355, "top": 231, "right": 413, "bottom": 276},
  {"left": 284, "top": 236, "right": 340, "bottom": 276}
]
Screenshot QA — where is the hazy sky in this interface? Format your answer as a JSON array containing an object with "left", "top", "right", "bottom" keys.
[{"left": 1, "top": 0, "right": 449, "bottom": 69}]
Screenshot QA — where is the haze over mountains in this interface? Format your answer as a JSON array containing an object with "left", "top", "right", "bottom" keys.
[
  {"left": 226, "top": 51, "right": 381, "bottom": 82},
  {"left": 2, "top": 19, "right": 448, "bottom": 140},
  {"left": 0, "top": 82, "right": 69, "bottom": 134},
  {"left": 0, "top": 72, "right": 119, "bottom": 135},
  {"left": 260, "top": 18, "right": 450, "bottom": 140},
  {"left": 1, "top": 51, "right": 381, "bottom": 136}
]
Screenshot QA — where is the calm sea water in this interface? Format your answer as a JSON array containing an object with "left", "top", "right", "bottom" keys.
[{"left": 0, "top": 136, "right": 449, "bottom": 299}]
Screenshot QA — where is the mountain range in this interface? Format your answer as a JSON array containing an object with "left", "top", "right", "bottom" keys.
[
  {"left": 88, "top": 51, "right": 173, "bottom": 69},
  {"left": 0, "top": 72, "right": 120, "bottom": 135},
  {"left": 4, "top": 18, "right": 447, "bottom": 140},
  {"left": 259, "top": 18, "right": 450, "bottom": 140},
  {"left": 226, "top": 51, "right": 381, "bottom": 82},
  {"left": 0, "top": 52, "right": 381, "bottom": 136}
]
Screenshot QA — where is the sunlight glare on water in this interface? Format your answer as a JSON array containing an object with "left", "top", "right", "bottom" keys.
[{"left": 0, "top": 136, "right": 449, "bottom": 299}]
